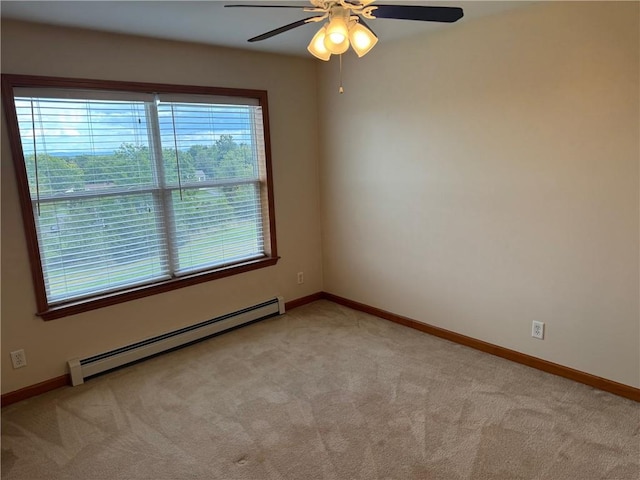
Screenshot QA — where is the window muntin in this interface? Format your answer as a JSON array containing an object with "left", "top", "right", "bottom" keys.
[{"left": 2, "top": 76, "right": 277, "bottom": 319}]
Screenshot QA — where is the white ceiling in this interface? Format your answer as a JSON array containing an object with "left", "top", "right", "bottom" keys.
[{"left": 1, "top": 1, "right": 536, "bottom": 58}]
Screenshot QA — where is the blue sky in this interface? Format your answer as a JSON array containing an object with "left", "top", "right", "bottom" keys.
[{"left": 16, "top": 97, "right": 254, "bottom": 157}]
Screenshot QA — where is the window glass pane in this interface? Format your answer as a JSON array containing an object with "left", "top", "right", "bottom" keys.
[
  {"left": 172, "top": 184, "right": 264, "bottom": 274},
  {"left": 37, "top": 194, "right": 168, "bottom": 303},
  {"left": 15, "top": 97, "right": 154, "bottom": 195},
  {"left": 157, "top": 103, "right": 259, "bottom": 185}
]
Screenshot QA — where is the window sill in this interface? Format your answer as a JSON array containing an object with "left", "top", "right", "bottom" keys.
[{"left": 38, "top": 255, "right": 280, "bottom": 321}]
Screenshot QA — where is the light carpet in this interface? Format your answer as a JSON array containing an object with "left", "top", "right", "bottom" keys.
[{"left": 2, "top": 300, "right": 638, "bottom": 479}]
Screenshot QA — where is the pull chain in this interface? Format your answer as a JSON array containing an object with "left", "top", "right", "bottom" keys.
[{"left": 339, "top": 54, "right": 344, "bottom": 94}]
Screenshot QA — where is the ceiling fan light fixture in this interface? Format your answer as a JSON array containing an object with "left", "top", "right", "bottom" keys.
[
  {"left": 229, "top": 1, "right": 465, "bottom": 63},
  {"left": 307, "top": 26, "right": 331, "bottom": 61},
  {"left": 349, "top": 22, "right": 378, "bottom": 57}
]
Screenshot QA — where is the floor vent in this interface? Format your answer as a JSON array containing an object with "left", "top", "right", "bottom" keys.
[{"left": 68, "top": 297, "right": 285, "bottom": 386}]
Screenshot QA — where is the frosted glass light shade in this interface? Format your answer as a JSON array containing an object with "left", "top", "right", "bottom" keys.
[
  {"left": 324, "top": 36, "right": 349, "bottom": 54},
  {"left": 308, "top": 26, "right": 331, "bottom": 61},
  {"left": 324, "top": 17, "right": 350, "bottom": 54},
  {"left": 349, "top": 22, "right": 378, "bottom": 57},
  {"left": 326, "top": 16, "right": 348, "bottom": 44}
]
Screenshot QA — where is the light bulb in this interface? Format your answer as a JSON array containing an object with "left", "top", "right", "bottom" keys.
[
  {"left": 329, "top": 31, "right": 346, "bottom": 44},
  {"left": 307, "top": 26, "right": 331, "bottom": 61},
  {"left": 349, "top": 22, "right": 378, "bottom": 57}
]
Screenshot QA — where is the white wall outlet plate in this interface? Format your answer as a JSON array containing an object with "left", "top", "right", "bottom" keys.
[
  {"left": 10, "top": 349, "right": 27, "bottom": 369},
  {"left": 532, "top": 321, "right": 545, "bottom": 340}
]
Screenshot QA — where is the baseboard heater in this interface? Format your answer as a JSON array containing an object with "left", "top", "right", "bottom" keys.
[{"left": 67, "top": 296, "right": 285, "bottom": 386}]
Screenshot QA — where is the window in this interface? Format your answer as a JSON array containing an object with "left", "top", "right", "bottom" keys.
[{"left": 1, "top": 75, "right": 278, "bottom": 320}]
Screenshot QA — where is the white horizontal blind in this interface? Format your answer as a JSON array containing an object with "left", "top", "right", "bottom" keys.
[
  {"left": 157, "top": 101, "right": 264, "bottom": 274},
  {"left": 14, "top": 92, "right": 267, "bottom": 304}
]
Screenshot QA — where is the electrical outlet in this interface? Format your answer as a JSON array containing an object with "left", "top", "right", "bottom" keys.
[
  {"left": 532, "top": 321, "right": 545, "bottom": 340},
  {"left": 10, "top": 349, "right": 27, "bottom": 369},
  {"left": 297, "top": 272, "right": 304, "bottom": 284}
]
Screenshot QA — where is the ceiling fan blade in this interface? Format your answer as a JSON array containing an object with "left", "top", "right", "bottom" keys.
[
  {"left": 248, "top": 18, "right": 317, "bottom": 42},
  {"left": 357, "top": 17, "right": 377, "bottom": 38},
  {"left": 225, "top": 4, "right": 307, "bottom": 8},
  {"left": 372, "top": 5, "right": 463, "bottom": 23}
]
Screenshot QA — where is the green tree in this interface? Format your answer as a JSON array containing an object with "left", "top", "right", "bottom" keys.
[
  {"left": 24, "top": 154, "right": 84, "bottom": 195},
  {"left": 188, "top": 144, "right": 217, "bottom": 179},
  {"left": 163, "top": 147, "right": 196, "bottom": 185}
]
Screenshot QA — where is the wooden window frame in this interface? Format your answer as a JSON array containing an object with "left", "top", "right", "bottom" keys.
[{"left": 1, "top": 74, "right": 279, "bottom": 320}]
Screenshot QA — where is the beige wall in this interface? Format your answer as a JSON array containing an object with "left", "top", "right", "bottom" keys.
[
  {"left": 1, "top": 21, "right": 323, "bottom": 393},
  {"left": 318, "top": 2, "right": 639, "bottom": 387}
]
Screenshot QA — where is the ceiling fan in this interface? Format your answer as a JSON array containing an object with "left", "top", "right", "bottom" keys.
[{"left": 225, "top": 1, "right": 464, "bottom": 60}]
